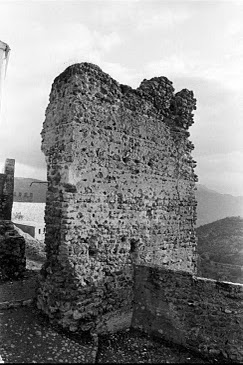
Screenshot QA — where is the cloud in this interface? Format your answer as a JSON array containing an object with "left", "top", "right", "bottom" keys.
[
  {"left": 91, "top": 1, "right": 136, "bottom": 26},
  {"left": 98, "top": 61, "right": 142, "bottom": 87},
  {"left": 144, "top": 56, "right": 194, "bottom": 78},
  {"left": 0, "top": 14, "right": 125, "bottom": 171},
  {"left": 196, "top": 151, "right": 243, "bottom": 196},
  {"left": 0, "top": 0, "right": 242, "bottom": 198},
  {"left": 198, "top": 151, "right": 243, "bottom": 174},
  {"left": 14, "top": 162, "right": 46, "bottom": 180},
  {"left": 227, "top": 18, "right": 243, "bottom": 36},
  {"left": 136, "top": 8, "right": 191, "bottom": 31},
  {"left": 144, "top": 51, "right": 243, "bottom": 93},
  {"left": 0, "top": 157, "right": 46, "bottom": 180},
  {"left": 95, "top": 31, "right": 122, "bottom": 52}
]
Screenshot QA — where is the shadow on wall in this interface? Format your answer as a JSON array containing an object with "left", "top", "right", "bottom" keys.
[{"left": 132, "top": 265, "right": 243, "bottom": 362}]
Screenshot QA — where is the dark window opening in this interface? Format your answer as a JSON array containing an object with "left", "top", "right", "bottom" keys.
[
  {"left": 130, "top": 238, "right": 139, "bottom": 253},
  {"left": 122, "top": 156, "right": 130, "bottom": 164},
  {"left": 89, "top": 246, "right": 97, "bottom": 257}
]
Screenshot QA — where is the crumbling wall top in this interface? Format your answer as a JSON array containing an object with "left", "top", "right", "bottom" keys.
[{"left": 49, "top": 62, "right": 196, "bottom": 131}]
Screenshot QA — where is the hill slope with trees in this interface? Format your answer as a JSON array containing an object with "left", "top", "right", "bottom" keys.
[{"left": 196, "top": 216, "right": 243, "bottom": 283}]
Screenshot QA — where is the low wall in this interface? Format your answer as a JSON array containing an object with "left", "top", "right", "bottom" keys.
[
  {"left": 132, "top": 265, "right": 243, "bottom": 362},
  {"left": 14, "top": 222, "right": 35, "bottom": 239},
  {"left": 198, "top": 257, "right": 243, "bottom": 284}
]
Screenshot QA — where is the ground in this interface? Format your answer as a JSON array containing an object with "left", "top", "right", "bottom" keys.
[
  {"left": 0, "top": 226, "right": 215, "bottom": 363},
  {"left": 0, "top": 305, "right": 211, "bottom": 363}
]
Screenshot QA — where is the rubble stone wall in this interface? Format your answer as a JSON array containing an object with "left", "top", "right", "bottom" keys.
[
  {"left": 37, "top": 63, "right": 197, "bottom": 334},
  {"left": 0, "top": 158, "right": 15, "bottom": 220},
  {"left": 0, "top": 220, "right": 26, "bottom": 280},
  {"left": 0, "top": 158, "right": 26, "bottom": 280},
  {"left": 132, "top": 265, "right": 243, "bottom": 362}
]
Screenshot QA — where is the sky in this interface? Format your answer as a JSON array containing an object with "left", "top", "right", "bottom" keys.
[{"left": 0, "top": 0, "right": 242, "bottom": 196}]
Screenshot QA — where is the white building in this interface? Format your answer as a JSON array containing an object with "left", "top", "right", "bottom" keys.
[{"left": 13, "top": 220, "right": 46, "bottom": 241}]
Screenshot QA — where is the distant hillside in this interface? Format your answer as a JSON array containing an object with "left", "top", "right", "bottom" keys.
[
  {"left": 196, "top": 216, "right": 243, "bottom": 265},
  {"left": 195, "top": 184, "right": 243, "bottom": 227},
  {"left": 14, "top": 177, "right": 47, "bottom": 203},
  {"left": 196, "top": 216, "right": 243, "bottom": 283}
]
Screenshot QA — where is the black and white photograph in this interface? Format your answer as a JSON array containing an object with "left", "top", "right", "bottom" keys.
[{"left": 0, "top": 0, "right": 242, "bottom": 363}]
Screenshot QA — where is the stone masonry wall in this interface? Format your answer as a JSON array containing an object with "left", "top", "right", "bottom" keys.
[
  {"left": 0, "top": 158, "right": 26, "bottom": 280},
  {"left": 37, "top": 63, "right": 197, "bottom": 334},
  {"left": 0, "top": 220, "right": 26, "bottom": 281},
  {"left": 0, "top": 159, "right": 15, "bottom": 220},
  {"left": 132, "top": 265, "right": 243, "bottom": 362}
]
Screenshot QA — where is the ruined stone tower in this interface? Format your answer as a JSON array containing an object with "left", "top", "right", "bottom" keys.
[{"left": 37, "top": 63, "right": 197, "bottom": 334}]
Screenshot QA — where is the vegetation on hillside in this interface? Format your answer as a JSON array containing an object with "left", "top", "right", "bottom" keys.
[{"left": 196, "top": 216, "right": 243, "bottom": 283}]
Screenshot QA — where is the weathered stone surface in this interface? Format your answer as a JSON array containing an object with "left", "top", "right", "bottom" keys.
[
  {"left": 0, "top": 159, "right": 15, "bottom": 220},
  {"left": 38, "top": 62, "right": 197, "bottom": 334},
  {"left": 0, "top": 159, "right": 26, "bottom": 280},
  {"left": 0, "top": 220, "right": 26, "bottom": 280},
  {"left": 132, "top": 265, "right": 243, "bottom": 362}
]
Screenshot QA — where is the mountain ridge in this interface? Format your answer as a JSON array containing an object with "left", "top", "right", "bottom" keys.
[
  {"left": 195, "top": 184, "right": 243, "bottom": 226},
  {"left": 196, "top": 216, "right": 243, "bottom": 283}
]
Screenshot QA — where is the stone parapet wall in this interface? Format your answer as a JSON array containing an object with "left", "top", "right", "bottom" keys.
[
  {"left": 37, "top": 63, "right": 197, "bottom": 334},
  {"left": 132, "top": 265, "right": 243, "bottom": 362},
  {"left": 0, "top": 220, "right": 26, "bottom": 280},
  {"left": 198, "top": 256, "right": 243, "bottom": 284}
]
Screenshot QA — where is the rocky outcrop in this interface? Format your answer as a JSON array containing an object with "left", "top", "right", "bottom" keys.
[{"left": 37, "top": 63, "right": 197, "bottom": 334}]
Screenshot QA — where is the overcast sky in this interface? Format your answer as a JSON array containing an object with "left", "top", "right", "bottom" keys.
[{"left": 0, "top": 0, "right": 242, "bottom": 196}]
